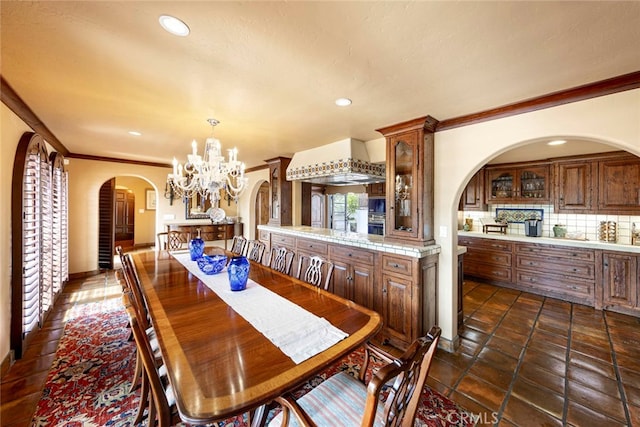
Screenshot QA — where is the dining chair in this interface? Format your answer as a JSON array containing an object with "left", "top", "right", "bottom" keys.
[
  {"left": 246, "top": 239, "right": 266, "bottom": 263},
  {"left": 167, "top": 230, "right": 189, "bottom": 251},
  {"left": 122, "top": 293, "right": 177, "bottom": 427},
  {"left": 269, "top": 325, "right": 442, "bottom": 427},
  {"left": 295, "top": 254, "right": 334, "bottom": 291},
  {"left": 230, "top": 235, "right": 248, "bottom": 256},
  {"left": 156, "top": 232, "right": 169, "bottom": 250},
  {"left": 268, "top": 246, "right": 295, "bottom": 275}
]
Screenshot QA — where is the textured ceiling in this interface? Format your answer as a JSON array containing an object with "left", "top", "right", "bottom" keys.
[{"left": 1, "top": 1, "right": 639, "bottom": 168}]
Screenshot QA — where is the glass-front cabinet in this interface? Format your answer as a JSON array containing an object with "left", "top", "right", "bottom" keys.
[
  {"left": 486, "top": 164, "right": 550, "bottom": 204},
  {"left": 377, "top": 116, "right": 437, "bottom": 245},
  {"left": 266, "top": 157, "right": 292, "bottom": 226}
]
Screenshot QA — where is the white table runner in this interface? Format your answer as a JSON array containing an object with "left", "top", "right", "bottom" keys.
[{"left": 171, "top": 251, "right": 348, "bottom": 364}]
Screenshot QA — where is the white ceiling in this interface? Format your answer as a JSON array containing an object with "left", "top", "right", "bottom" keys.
[{"left": 1, "top": 1, "right": 639, "bottom": 168}]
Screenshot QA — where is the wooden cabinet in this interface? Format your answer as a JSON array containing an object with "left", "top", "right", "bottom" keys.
[
  {"left": 554, "top": 159, "right": 595, "bottom": 213},
  {"left": 599, "top": 252, "right": 638, "bottom": 314},
  {"left": 266, "top": 157, "right": 292, "bottom": 226},
  {"left": 367, "top": 182, "right": 386, "bottom": 197},
  {"left": 460, "top": 169, "right": 486, "bottom": 211},
  {"left": 167, "top": 223, "right": 242, "bottom": 242},
  {"left": 376, "top": 116, "right": 437, "bottom": 245},
  {"left": 597, "top": 158, "right": 640, "bottom": 213},
  {"left": 514, "top": 243, "right": 595, "bottom": 305},
  {"left": 329, "top": 245, "right": 374, "bottom": 309},
  {"left": 458, "top": 236, "right": 513, "bottom": 284},
  {"left": 485, "top": 163, "right": 550, "bottom": 204}
]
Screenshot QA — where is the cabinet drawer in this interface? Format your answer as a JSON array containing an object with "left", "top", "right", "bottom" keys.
[
  {"left": 296, "top": 238, "right": 328, "bottom": 255},
  {"left": 459, "top": 237, "right": 513, "bottom": 252},
  {"left": 465, "top": 251, "right": 512, "bottom": 267},
  {"left": 271, "top": 233, "right": 296, "bottom": 248},
  {"left": 464, "top": 261, "right": 512, "bottom": 281},
  {"left": 259, "top": 230, "right": 270, "bottom": 242},
  {"left": 382, "top": 254, "right": 413, "bottom": 276},
  {"left": 329, "top": 245, "right": 374, "bottom": 265},
  {"left": 516, "top": 271, "right": 594, "bottom": 301},
  {"left": 516, "top": 255, "right": 595, "bottom": 280},
  {"left": 515, "top": 244, "right": 595, "bottom": 262}
]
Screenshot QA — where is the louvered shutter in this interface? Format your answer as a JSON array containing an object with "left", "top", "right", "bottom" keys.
[{"left": 50, "top": 152, "right": 68, "bottom": 296}]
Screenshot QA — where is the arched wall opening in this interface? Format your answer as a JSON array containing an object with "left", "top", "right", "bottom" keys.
[{"left": 434, "top": 88, "right": 640, "bottom": 348}]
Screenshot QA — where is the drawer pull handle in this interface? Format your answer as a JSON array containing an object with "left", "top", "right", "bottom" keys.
[{"left": 392, "top": 263, "right": 400, "bottom": 268}]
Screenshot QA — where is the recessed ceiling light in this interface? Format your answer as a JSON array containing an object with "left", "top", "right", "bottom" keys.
[
  {"left": 548, "top": 139, "right": 567, "bottom": 146},
  {"left": 128, "top": 131, "right": 142, "bottom": 136},
  {"left": 159, "top": 15, "right": 190, "bottom": 37},
  {"left": 335, "top": 98, "right": 352, "bottom": 107}
]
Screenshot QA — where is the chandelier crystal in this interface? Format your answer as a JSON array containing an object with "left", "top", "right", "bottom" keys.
[{"left": 167, "top": 118, "right": 248, "bottom": 204}]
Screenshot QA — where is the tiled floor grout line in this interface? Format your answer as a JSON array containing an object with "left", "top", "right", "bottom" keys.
[
  {"left": 604, "top": 311, "right": 633, "bottom": 426},
  {"left": 561, "top": 302, "right": 574, "bottom": 424},
  {"left": 493, "top": 295, "right": 546, "bottom": 424}
]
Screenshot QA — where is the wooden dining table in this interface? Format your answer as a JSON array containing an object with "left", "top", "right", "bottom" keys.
[{"left": 132, "top": 249, "right": 383, "bottom": 425}]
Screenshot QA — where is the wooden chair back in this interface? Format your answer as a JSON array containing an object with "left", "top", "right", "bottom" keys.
[
  {"left": 363, "top": 326, "right": 442, "bottom": 427},
  {"left": 296, "top": 255, "right": 334, "bottom": 290},
  {"left": 246, "top": 240, "right": 266, "bottom": 263},
  {"left": 230, "top": 235, "right": 248, "bottom": 256},
  {"left": 268, "top": 246, "right": 295, "bottom": 275},
  {"left": 122, "top": 293, "right": 172, "bottom": 427},
  {"left": 167, "top": 230, "right": 189, "bottom": 251}
]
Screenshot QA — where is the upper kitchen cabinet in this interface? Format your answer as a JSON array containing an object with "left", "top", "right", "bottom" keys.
[
  {"left": 485, "top": 163, "right": 550, "bottom": 204},
  {"left": 598, "top": 156, "right": 640, "bottom": 213},
  {"left": 460, "top": 169, "right": 487, "bottom": 211},
  {"left": 367, "top": 182, "right": 386, "bottom": 197},
  {"left": 554, "top": 158, "right": 595, "bottom": 213},
  {"left": 266, "top": 157, "right": 292, "bottom": 226},
  {"left": 377, "top": 116, "right": 437, "bottom": 245}
]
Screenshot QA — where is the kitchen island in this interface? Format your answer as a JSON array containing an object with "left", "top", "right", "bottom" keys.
[
  {"left": 458, "top": 230, "right": 640, "bottom": 317},
  {"left": 258, "top": 225, "right": 441, "bottom": 350}
]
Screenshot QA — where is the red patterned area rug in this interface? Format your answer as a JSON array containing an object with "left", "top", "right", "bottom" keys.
[{"left": 32, "top": 300, "right": 474, "bottom": 427}]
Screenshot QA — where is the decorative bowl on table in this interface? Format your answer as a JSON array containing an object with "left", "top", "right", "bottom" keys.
[{"left": 197, "top": 254, "right": 227, "bottom": 275}]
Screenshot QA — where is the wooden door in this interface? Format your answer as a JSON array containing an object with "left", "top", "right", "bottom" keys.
[
  {"left": 461, "top": 169, "right": 486, "bottom": 210},
  {"left": 381, "top": 273, "right": 412, "bottom": 343},
  {"left": 351, "top": 263, "right": 374, "bottom": 309},
  {"left": 556, "top": 161, "right": 593, "bottom": 212},
  {"left": 602, "top": 252, "right": 637, "bottom": 309},
  {"left": 255, "top": 181, "right": 270, "bottom": 238},
  {"left": 598, "top": 159, "right": 640, "bottom": 212},
  {"left": 311, "top": 192, "right": 325, "bottom": 228},
  {"left": 114, "top": 189, "right": 135, "bottom": 250}
]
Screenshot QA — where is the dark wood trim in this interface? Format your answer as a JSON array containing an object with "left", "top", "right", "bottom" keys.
[
  {"left": 376, "top": 115, "right": 439, "bottom": 136},
  {"left": 1, "top": 77, "right": 69, "bottom": 156},
  {"left": 437, "top": 71, "right": 640, "bottom": 131},
  {"left": 66, "top": 152, "right": 171, "bottom": 168},
  {"left": 68, "top": 269, "right": 103, "bottom": 280},
  {"left": 245, "top": 163, "right": 269, "bottom": 173}
]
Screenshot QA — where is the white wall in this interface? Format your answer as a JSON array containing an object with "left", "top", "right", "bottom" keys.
[{"left": 434, "top": 88, "right": 640, "bottom": 344}]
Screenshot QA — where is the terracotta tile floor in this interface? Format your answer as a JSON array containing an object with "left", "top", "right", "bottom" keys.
[
  {"left": 2, "top": 272, "right": 639, "bottom": 426},
  {"left": 427, "top": 280, "right": 640, "bottom": 426}
]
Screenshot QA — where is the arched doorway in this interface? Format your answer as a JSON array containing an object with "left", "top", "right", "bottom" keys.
[{"left": 255, "top": 181, "right": 270, "bottom": 238}]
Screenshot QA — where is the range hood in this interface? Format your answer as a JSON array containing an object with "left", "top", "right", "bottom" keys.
[{"left": 286, "top": 138, "right": 385, "bottom": 186}]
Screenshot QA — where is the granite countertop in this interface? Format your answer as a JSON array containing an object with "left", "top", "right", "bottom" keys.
[
  {"left": 458, "top": 230, "right": 640, "bottom": 254},
  {"left": 258, "top": 225, "right": 441, "bottom": 258}
]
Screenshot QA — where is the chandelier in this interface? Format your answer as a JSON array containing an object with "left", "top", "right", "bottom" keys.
[{"left": 167, "top": 118, "right": 248, "bottom": 204}]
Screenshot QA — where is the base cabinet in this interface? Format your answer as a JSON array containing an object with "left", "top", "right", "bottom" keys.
[{"left": 266, "top": 230, "right": 438, "bottom": 349}]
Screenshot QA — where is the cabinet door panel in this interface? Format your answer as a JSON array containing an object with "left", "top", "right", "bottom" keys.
[
  {"left": 556, "top": 161, "right": 593, "bottom": 211},
  {"left": 598, "top": 160, "right": 640, "bottom": 211},
  {"left": 331, "top": 261, "right": 350, "bottom": 300},
  {"left": 352, "top": 265, "right": 374, "bottom": 308},
  {"left": 381, "top": 274, "right": 412, "bottom": 343},
  {"left": 602, "top": 252, "right": 637, "bottom": 308}
]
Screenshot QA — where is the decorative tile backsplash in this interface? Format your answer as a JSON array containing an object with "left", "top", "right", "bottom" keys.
[
  {"left": 495, "top": 208, "right": 544, "bottom": 223},
  {"left": 460, "top": 203, "right": 640, "bottom": 245}
]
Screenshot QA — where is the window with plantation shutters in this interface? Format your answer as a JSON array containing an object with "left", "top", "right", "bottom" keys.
[
  {"left": 50, "top": 152, "right": 68, "bottom": 296},
  {"left": 11, "top": 132, "right": 69, "bottom": 359}
]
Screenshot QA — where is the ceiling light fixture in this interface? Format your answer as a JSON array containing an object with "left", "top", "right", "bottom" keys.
[
  {"left": 128, "top": 131, "right": 142, "bottom": 136},
  {"left": 335, "top": 98, "right": 352, "bottom": 107},
  {"left": 159, "top": 15, "right": 190, "bottom": 37},
  {"left": 167, "top": 119, "right": 248, "bottom": 205},
  {"left": 548, "top": 139, "right": 567, "bottom": 146}
]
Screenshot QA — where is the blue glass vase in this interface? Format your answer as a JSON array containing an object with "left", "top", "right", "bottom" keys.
[
  {"left": 189, "top": 229, "right": 205, "bottom": 261},
  {"left": 228, "top": 256, "right": 250, "bottom": 291}
]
